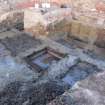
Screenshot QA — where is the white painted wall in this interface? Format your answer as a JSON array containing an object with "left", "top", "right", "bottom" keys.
[
  {"left": 42, "top": 3, "right": 50, "bottom": 8},
  {"left": 34, "top": 3, "right": 39, "bottom": 9}
]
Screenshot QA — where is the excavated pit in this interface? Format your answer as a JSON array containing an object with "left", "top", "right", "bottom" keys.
[
  {"left": 25, "top": 47, "right": 66, "bottom": 72},
  {"left": 62, "top": 61, "right": 102, "bottom": 87},
  {"left": 0, "top": 33, "right": 42, "bottom": 56}
]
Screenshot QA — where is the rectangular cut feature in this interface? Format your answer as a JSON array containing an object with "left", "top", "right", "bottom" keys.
[
  {"left": 25, "top": 47, "right": 66, "bottom": 72},
  {"left": 62, "top": 62, "right": 102, "bottom": 86}
]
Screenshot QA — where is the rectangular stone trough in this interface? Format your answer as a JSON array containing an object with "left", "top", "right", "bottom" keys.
[{"left": 25, "top": 47, "right": 66, "bottom": 72}]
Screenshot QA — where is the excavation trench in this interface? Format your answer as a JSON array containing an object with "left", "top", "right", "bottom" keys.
[
  {"left": 25, "top": 47, "right": 66, "bottom": 72},
  {"left": 62, "top": 61, "right": 102, "bottom": 87}
]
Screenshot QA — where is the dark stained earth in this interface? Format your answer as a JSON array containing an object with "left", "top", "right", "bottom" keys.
[
  {"left": 0, "top": 33, "right": 42, "bottom": 56},
  {"left": 0, "top": 80, "right": 69, "bottom": 105}
]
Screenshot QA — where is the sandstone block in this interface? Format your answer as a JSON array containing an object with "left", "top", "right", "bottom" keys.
[
  {"left": 95, "top": 28, "right": 105, "bottom": 48},
  {"left": 79, "top": 23, "right": 90, "bottom": 42},
  {"left": 70, "top": 20, "right": 81, "bottom": 38}
]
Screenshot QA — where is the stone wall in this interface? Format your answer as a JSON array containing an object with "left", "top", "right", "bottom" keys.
[
  {"left": 0, "top": 10, "right": 24, "bottom": 31},
  {"left": 95, "top": 28, "right": 105, "bottom": 48},
  {"left": 23, "top": 8, "right": 105, "bottom": 49},
  {"left": 47, "top": 18, "right": 105, "bottom": 49},
  {"left": 69, "top": 20, "right": 98, "bottom": 42},
  {"left": 69, "top": 20, "right": 105, "bottom": 49}
]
